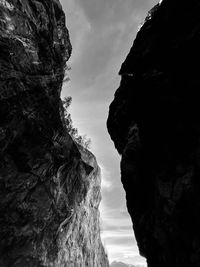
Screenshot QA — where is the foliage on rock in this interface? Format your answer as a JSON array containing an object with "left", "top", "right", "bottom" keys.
[{"left": 62, "top": 96, "right": 92, "bottom": 150}]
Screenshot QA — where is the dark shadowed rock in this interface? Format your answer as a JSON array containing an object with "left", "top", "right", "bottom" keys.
[
  {"left": 0, "top": 0, "right": 109, "bottom": 266},
  {"left": 107, "top": 0, "right": 200, "bottom": 266}
]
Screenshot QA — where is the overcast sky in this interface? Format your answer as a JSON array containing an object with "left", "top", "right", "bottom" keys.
[{"left": 60, "top": 0, "right": 158, "bottom": 265}]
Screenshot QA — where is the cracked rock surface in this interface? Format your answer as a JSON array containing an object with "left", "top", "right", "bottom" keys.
[
  {"left": 0, "top": 1, "right": 109, "bottom": 266},
  {"left": 107, "top": 0, "right": 200, "bottom": 266}
]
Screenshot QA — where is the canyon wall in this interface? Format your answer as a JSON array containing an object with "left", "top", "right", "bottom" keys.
[
  {"left": 107, "top": 0, "right": 200, "bottom": 266},
  {"left": 0, "top": 0, "right": 109, "bottom": 266}
]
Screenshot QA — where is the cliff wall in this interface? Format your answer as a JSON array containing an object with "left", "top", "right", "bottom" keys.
[
  {"left": 0, "top": 1, "right": 109, "bottom": 266},
  {"left": 107, "top": 0, "right": 200, "bottom": 266}
]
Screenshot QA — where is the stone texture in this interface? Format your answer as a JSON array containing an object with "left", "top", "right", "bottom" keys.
[
  {"left": 0, "top": 0, "right": 109, "bottom": 266},
  {"left": 107, "top": 0, "right": 200, "bottom": 266}
]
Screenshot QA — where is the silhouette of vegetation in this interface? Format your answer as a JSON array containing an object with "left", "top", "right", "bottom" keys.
[
  {"left": 62, "top": 96, "right": 92, "bottom": 150},
  {"left": 63, "top": 64, "right": 71, "bottom": 83}
]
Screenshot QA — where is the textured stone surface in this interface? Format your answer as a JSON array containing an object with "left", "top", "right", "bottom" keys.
[
  {"left": 107, "top": 0, "right": 200, "bottom": 266},
  {"left": 0, "top": 0, "right": 109, "bottom": 266}
]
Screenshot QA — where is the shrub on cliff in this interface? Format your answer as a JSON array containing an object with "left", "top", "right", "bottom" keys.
[{"left": 62, "top": 96, "right": 91, "bottom": 149}]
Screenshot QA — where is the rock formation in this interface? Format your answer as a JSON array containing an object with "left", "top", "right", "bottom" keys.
[
  {"left": 0, "top": 0, "right": 109, "bottom": 266},
  {"left": 107, "top": 0, "right": 200, "bottom": 266}
]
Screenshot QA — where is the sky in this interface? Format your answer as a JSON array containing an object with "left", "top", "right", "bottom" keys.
[{"left": 60, "top": 0, "right": 158, "bottom": 265}]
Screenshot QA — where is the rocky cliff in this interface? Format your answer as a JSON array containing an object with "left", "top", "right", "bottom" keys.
[
  {"left": 107, "top": 0, "right": 200, "bottom": 266},
  {"left": 0, "top": 0, "right": 109, "bottom": 266}
]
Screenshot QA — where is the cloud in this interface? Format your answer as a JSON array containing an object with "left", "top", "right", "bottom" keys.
[
  {"left": 99, "top": 205, "right": 144, "bottom": 264},
  {"left": 62, "top": 0, "right": 154, "bottom": 90},
  {"left": 61, "top": 0, "right": 92, "bottom": 65},
  {"left": 99, "top": 164, "right": 113, "bottom": 192},
  {"left": 106, "top": 242, "right": 146, "bottom": 266},
  {"left": 111, "top": 261, "right": 145, "bottom": 267}
]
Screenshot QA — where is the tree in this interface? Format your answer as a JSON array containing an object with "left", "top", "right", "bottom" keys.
[{"left": 62, "top": 97, "right": 91, "bottom": 150}]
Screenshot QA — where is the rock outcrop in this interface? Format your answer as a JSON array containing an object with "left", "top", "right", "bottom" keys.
[
  {"left": 0, "top": 0, "right": 109, "bottom": 266},
  {"left": 107, "top": 0, "right": 200, "bottom": 266}
]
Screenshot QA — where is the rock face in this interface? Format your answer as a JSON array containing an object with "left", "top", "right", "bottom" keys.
[
  {"left": 107, "top": 0, "right": 200, "bottom": 266},
  {"left": 0, "top": 1, "right": 109, "bottom": 266}
]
